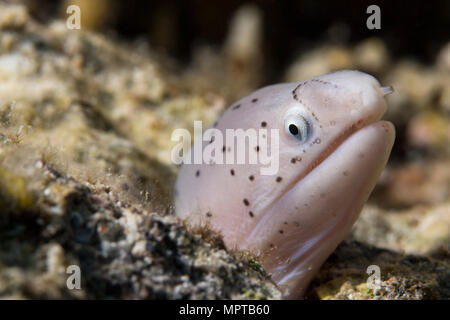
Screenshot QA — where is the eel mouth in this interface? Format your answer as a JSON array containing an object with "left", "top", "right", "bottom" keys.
[
  {"left": 263, "top": 112, "right": 388, "bottom": 220},
  {"left": 302, "top": 115, "right": 377, "bottom": 179},
  {"left": 246, "top": 115, "right": 392, "bottom": 249},
  {"left": 296, "top": 84, "right": 394, "bottom": 183}
]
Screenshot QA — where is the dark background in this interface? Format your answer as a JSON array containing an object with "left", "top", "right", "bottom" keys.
[{"left": 21, "top": 0, "right": 450, "bottom": 81}]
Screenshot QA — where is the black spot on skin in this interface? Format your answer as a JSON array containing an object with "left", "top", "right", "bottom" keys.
[
  {"left": 290, "top": 158, "right": 296, "bottom": 164},
  {"left": 222, "top": 146, "right": 226, "bottom": 152},
  {"left": 255, "top": 146, "right": 260, "bottom": 152},
  {"left": 269, "top": 243, "right": 274, "bottom": 248},
  {"left": 196, "top": 170, "right": 200, "bottom": 177},
  {"left": 243, "top": 199, "right": 249, "bottom": 206},
  {"left": 276, "top": 176, "right": 282, "bottom": 182},
  {"left": 249, "top": 211, "right": 254, "bottom": 217},
  {"left": 279, "top": 229, "right": 284, "bottom": 234},
  {"left": 249, "top": 175, "right": 254, "bottom": 181},
  {"left": 232, "top": 104, "right": 241, "bottom": 110},
  {"left": 206, "top": 212, "right": 212, "bottom": 217},
  {"left": 261, "top": 121, "right": 267, "bottom": 127},
  {"left": 252, "top": 98, "right": 258, "bottom": 103},
  {"left": 230, "top": 169, "right": 235, "bottom": 176},
  {"left": 284, "top": 221, "right": 288, "bottom": 225}
]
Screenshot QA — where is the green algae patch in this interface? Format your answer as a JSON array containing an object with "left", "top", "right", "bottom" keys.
[{"left": 0, "top": 165, "right": 34, "bottom": 211}]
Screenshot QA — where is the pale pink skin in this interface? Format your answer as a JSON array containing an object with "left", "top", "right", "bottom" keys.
[{"left": 175, "top": 70, "right": 395, "bottom": 299}]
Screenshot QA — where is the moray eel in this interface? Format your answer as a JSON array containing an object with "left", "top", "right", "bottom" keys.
[{"left": 174, "top": 70, "right": 395, "bottom": 299}]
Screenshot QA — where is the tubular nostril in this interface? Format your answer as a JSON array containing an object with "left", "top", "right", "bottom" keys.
[{"left": 381, "top": 86, "right": 394, "bottom": 96}]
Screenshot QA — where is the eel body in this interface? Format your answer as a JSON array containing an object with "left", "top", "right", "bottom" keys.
[{"left": 174, "top": 70, "right": 395, "bottom": 298}]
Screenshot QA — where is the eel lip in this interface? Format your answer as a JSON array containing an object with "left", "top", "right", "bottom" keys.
[
  {"left": 299, "top": 114, "right": 384, "bottom": 186},
  {"left": 303, "top": 84, "right": 393, "bottom": 177}
]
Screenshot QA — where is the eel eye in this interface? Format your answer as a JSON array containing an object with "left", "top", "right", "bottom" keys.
[{"left": 284, "top": 108, "right": 311, "bottom": 142}]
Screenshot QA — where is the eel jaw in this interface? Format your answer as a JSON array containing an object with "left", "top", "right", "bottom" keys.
[
  {"left": 244, "top": 120, "right": 395, "bottom": 299},
  {"left": 257, "top": 109, "right": 385, "bottom": 234}
]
